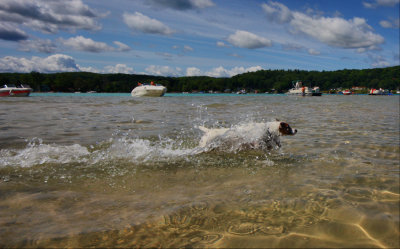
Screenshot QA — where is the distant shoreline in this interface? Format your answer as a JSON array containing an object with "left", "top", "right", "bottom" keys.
[{"left": 1, "top": 66, "right": 399, "bottom": 94}]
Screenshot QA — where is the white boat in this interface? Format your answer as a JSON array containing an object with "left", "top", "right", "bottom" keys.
[
  {"left": 369, "top": 88, "right": 390, "bottom": 95},
  {"left": 287, "top": 80, "right": 321, "bottom": 96},
  {"left": 236, "top": 89, "right": 247, "bottom": 94},
  {"left": 0, "top": 84, "right": 32, "bottom": 97},
  {"left": 131, "top": 82, "right": 167, "bottom": 97},
  {"left": 342, "top": 90, "right": 352, "bottom": 95}
]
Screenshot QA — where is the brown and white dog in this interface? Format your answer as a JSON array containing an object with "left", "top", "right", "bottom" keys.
[{"left": 198, "top": 121, "right": 297, "bottom": 151}]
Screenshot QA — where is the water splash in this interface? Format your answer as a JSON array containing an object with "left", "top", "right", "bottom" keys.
[
  {"left": 0, "top": 138, "right": 90, "bottom": 167},
  {"left": 0, "top": 120, "right": 286, "bottom": 168}
]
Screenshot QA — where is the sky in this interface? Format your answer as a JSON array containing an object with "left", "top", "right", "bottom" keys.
[{"left": 0, "top": 0, "right": 399, "bottom": 77}]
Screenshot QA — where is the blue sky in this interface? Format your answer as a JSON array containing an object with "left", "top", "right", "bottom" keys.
[{"left": 0, "top": 0, "right": 398, "bottom": 77}]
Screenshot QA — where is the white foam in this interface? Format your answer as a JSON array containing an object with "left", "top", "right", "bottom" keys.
[
  {"left": 0, "top": 121, "right": 281, "bottom": 168},
  {"left": 0, "top": 138, "right": 90, "bottom": 168},
  {"left": 95, "top": 136, "right": 194, "bottom": 163}
]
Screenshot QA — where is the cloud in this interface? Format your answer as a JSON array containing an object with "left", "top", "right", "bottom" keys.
[
  {"left": 0, "top": 23, "right": 28, "bottom": 41},
  {"left": 379, "top": 18, "right": 400, "bottom": 28},
  {"left": 216, "top": 41, "right": 229, "bottom": 47},
  {"left": 60, "top": 36, "right": 113, "bottom": 52},
  {"left": 262, "top": 1, "right": 384, "bottom": 49},
  {"left": 113, "top": 41, "right": 131, "bottom": 52},
  {"left": 172, "top": 45, "right": 193, "bottom": 54},
  {"left": 262, "top": 1, "right": 292, "bottom": 23},
  {"left": 147, "top": 0, "right": 215, "bottom": 10},
  {"left": 0, "top": 53, "right": 263, "bottom": 77},
  {"left": 229, "top": 53, "right": 243, "bottom": 58},
  {"left": 368, "top": 54, "right": 390, "bottom": 67},
  {"left": 206, "top": 66, "right": 263, "bottom": 77},
  {"left": 145, "top": 65, "right": 182, "bottom": 76},
  {"left": 186, "top": 66, "right": 263, "bottom": 77},
  {"left": 307, "top": 48, "right": 321, "bottom": 55},
  {"left": 282, "top": 43, "right": 304, "bottom": 51},
  {"left": 60, "top": 36, "right": 130, "bottom": 53},
  {"left": 0, "top": 54, "right": 80, "bottom": 73},
  {"left": 184, "top": 45, "right": 193, "bottom": 52},
  {"left": 186, "top": 67, "right": 202, "bottom": 76},
  {"left": 0, "top": 54, "right": 135, "bottom": 74},
  {"left": 18, "top": 39, "right": 58, "bottom": 53},
  {"left": 103, "top": 64, "right": 134, "bottom": 74},
  {"left": 123, "top": 12, "right": 174, "bottom": 35},
  {"left": 363, "top": 0, "right": 399, "bottom": 8},
  {"left": 0, "top": 0, "right": 106, "bottom": 34},
  {"left": 227, "top": 30, "right": 272, "bottom": 49}
]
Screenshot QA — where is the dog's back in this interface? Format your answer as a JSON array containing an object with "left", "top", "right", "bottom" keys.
[{"left": 197, "top": 121, "right": 294, "bottom": 152}]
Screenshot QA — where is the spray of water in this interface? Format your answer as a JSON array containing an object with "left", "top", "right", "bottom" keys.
[{"left": 0, "top": 112, "right": 282, "bottom": 168}]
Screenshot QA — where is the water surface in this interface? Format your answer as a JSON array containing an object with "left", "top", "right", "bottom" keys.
[{"left": 0, "top": 94, "right": 399, "bottom": 248}]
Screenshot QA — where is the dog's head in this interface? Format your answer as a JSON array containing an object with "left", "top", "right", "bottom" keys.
[{"left": 279, "top": 122, "right": 297, "bottom": 136}]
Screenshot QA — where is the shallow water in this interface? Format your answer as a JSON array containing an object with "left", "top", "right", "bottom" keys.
[{"left": 0, "top": 94, "right": 399, "bottom": 248}]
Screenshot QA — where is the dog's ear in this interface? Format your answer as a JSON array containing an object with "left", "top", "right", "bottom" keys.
[{"left": 280, "top": 122, "right": 288, "bottom": 127}]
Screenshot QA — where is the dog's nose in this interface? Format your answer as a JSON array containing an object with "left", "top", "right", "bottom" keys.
[{"left": 293, "top": 129, "right": 297, "bottom": 134}]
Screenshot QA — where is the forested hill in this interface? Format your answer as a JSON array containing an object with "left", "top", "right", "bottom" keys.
[{"left": 0, "top": 66, "right": 399, "bottom": 93}]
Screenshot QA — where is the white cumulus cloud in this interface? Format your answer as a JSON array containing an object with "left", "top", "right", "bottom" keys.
[
  {"left": 186, "top": 67, "right": 202, "bottom": 76},
  {"left": 145, "top": 65, "right": 182, "bottom": 76},
  {"left": 0, "top": 54, "right": 80, "bottom": 73},
  {"left": 205, "top": 66, "right": 262, "bottom": 77},
  {"left": 262, "top": 1, "right": 384, "bottom": 50},
  {"left": 185, "top": 66, "right": 263, "bottom": 77},
  {"left": 123, "top": 12, "right": 174, "bottom": 35},
  {"left": 227, "top": 30, "right": 272, "bottom": 49},
  {"left": 103, "top": 64, "right": 134, "bottom": 74}
]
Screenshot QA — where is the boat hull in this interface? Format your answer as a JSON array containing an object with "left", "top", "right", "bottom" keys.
[
  {"left": 131, "top": 85, "right": 167, "bottom": 97},
  {"left": 287, "top": 90, "right": 319, "bottom": 96},
  {"left": 0, "top": 88, "right": 32, "bottom": 97}
]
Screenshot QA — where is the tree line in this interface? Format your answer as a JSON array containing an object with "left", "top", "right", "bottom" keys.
[{"left": 0, "top": 66, "right": 398, "bottom": 93}]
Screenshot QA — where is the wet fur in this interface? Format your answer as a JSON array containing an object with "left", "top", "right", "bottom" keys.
[{"left": 198, "top": 121, "right": 297, "bottom": 151}]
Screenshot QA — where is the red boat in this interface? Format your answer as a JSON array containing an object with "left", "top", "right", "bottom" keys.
[
  {"left": 0, "top": 84, "right": 32, "bottom": 97},
  {"left": 342, "top": 90, "right": 352, "bottom": 95}
]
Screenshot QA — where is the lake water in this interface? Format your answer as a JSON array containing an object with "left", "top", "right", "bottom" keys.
[{"left": 0, "top": 93, "right": 399, "bottom": 248}]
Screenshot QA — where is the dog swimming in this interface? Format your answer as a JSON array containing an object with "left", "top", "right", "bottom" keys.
[{"left": 197, "top": 121, "right": 297, "bottom": 152}]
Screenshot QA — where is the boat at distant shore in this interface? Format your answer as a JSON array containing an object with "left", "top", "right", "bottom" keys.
[
  {"left": 0, "top": 84, "right": 32, "bottom": 97},
  {"left": 369, "top": 88, "right": 390, "bottom": 95},
  {"left": 287, "top": 80, "right": 322, "bottom": 96},
  {"left": 342, "top": 90, "right": 352, "bottom": 95},
  {"left": 131, "top": 82, "right": 167, "bottom": 97}
]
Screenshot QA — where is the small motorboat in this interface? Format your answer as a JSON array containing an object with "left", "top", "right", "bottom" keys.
[
  {"left": 342, "top": 90, "right": 352, "bottom": 95},
  {"left": 369, "top": 88, "right": 390, "bottom": 95},
  {"left": 236, "top": 89, "right": 247, "bottom": 94},
  {"left": 287, "top": 80, "right": 322, "bottom": 96},
  {"left": 0, "top": 84, "right": 33, "bottom": 97},
  {"left": 131, "top": 82, "right": 167, "bottom": 97}
]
